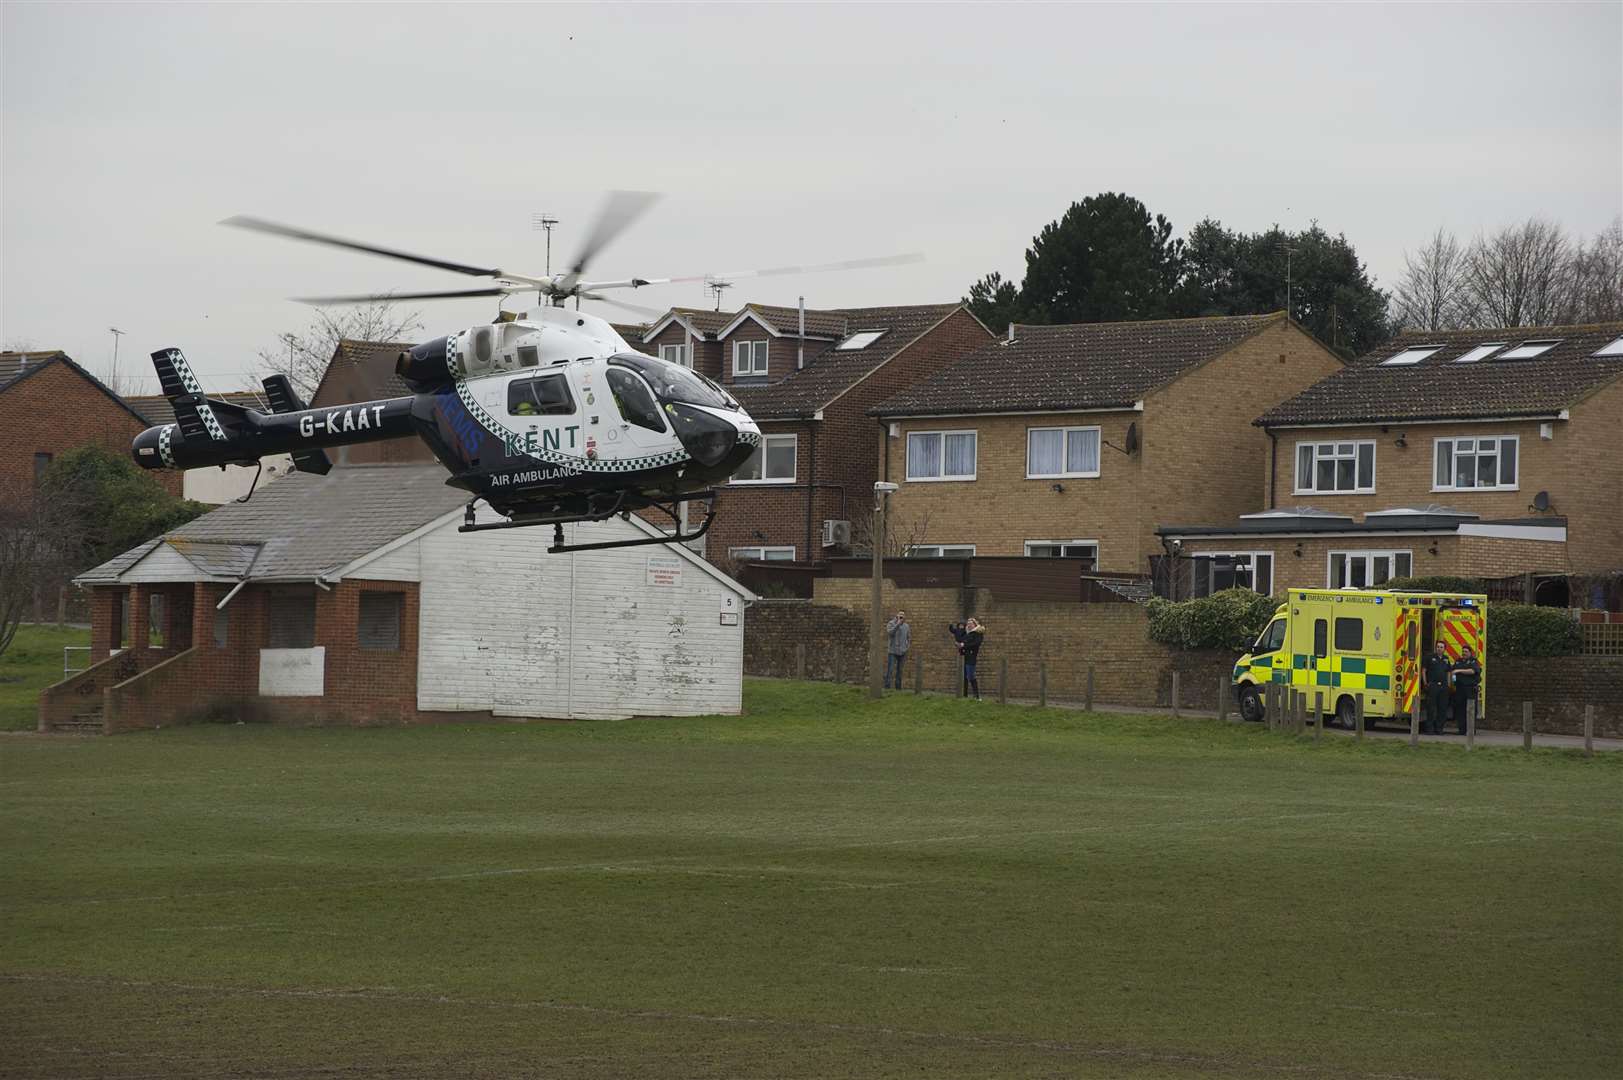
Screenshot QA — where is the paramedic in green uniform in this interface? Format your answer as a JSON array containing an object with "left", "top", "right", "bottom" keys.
[
  {"left": 1450, "top": 646, "right": 1482, "bottom": 736},
  {"left": 1421, "top": 641, "right": 1451, "bottom": 735}
]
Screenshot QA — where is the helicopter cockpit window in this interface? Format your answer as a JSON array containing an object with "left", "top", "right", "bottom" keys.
[
  {"left": 606, "top": 368, "right": 666, "bottom": 433},
  {"left": 508, "top": 373, "right": 574, "bottom": 417},
  {"left": 609, "top": 354, "right": 738, "bottom": 410}
]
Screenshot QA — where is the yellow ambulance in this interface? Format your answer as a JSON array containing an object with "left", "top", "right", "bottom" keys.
[{"left": 1232, "top": 588, "right": 1488, "bottom": 728}]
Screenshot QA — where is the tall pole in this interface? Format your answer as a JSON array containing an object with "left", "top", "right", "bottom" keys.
[
  {"left": 107, "top": 327, "right": 126, "bottom": 394},
  {"left": 868, "top": 487, "right": 889, "bottom": 699}
]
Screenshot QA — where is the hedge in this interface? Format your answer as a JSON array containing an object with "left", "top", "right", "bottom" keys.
[
  {"left": 1146, "top": 589, "right": 1280, "bottom": 652},
  {"left": 1383, "top": 575, "right": 1488, "bottom": 594},
  {"left": 1488, "top": 603, "right": 1581, "bottom": 656}
]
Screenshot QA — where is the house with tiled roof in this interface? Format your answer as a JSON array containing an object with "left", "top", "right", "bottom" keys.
[
  {"left": 1158, "top": 321, "right": 1623, "bottom": 599},
  {"left": 0, "top": 349, "right": 182, "bottom": 498},
  {"left": 640, "top": 301, "right": 995, "bottom": 565},
  {"left": 869, "top": 312, "right": 1344, "bottom": 573}
]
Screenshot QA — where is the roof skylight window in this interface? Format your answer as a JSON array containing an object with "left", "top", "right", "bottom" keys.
[
  {"left": 1593, "top": 335, "right": 1623, "bottom": 357},
  {"left": 1453, "top": 343, "right": 1506, "bottom": 364},
  {"left": 1380, "top": 345, "right": 1442, "bottom": 366},
  {"left": 1498, "top": 339, "right": 1561, "bottom": 360},
  {"left": 835, "top": 330, "right": 886, "bottom": 351}
]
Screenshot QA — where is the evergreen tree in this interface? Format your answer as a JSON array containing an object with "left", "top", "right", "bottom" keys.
[
  {"left": 1018, "top": 193, "right": 1183, "bottom": 324},
  {"left": 37, "top": 446, "right": 209, "bottom": 572},
  {"left": 963, "top": 271, "right": 1020, "bottom": 334}
]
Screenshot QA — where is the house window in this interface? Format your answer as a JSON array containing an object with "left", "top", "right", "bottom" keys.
[
  {"left": 148, "top": 593, "right": 166, "bottom": 648},
  {"left": 507, "top": 372, "right": 574, "bottom": 416},
  {"left": 728, "top": 546, "right": 796, "bottom": 562},
  {"left": 1498, "top": 339, "right": 1560, "bottom": 360},
  {"left": 835, "top": 330, "right": 886, "bottom": 351},
  {"left": 213, "top": 607, "right": 229, "bottom": 649},
  {"left": 1453, "top": 343, "right": 1506, "bottom": 364},
  {"left": 32, "top": 452, "right": 52, "bottom": 486},
  {"left": 1192, "top": 552, "right": 1273, "bottom": 596},
  {"left": 903, "top": 545, "right": 976, "bottom": 558},
  {"left": 605, "top": 369, "right": 665, "bottom": 433},
  {"left": 265, "top": 587, "right": 317, "bottom": 649},
  {"left": 1328, "top": 550, "right": 1412, "bottom": 589},
  {"left": 731, "top": 434, "right": 797, "bottom": 484},
  {"left": 1026, "top": 426, "right": 1100, "bottom": 478},
  {"left": 732, "top": 340, "right": 768, "bottom": 377},
  {"left": 1433, "top": 436, "right": 1517, "bottom": 490},
  {"left": 1380, "top": 345, "right": 1443, "bottom": 366},
  {"left": 906, "top": 430, "right": 977, "bottom": 481},
  {"left": 1294, "top": 441, "right": 1375, "bottom": 494},
  {"left": 1023, "top": 540, "right": 1098, "bottom": 568},
  {"left": 358, "top": 592, "right": 403, "bottom": 651},
  {"left": 659, "top": 344, "right": 691, "bottom": 367},
  {"left": 1594, "top": 335, "right": 1623, "bottom": 358},
  {"left": 110, "top": 590, "right": 125, "bottom": 651}
]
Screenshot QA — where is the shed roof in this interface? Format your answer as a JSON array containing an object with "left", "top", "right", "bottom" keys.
[
  {"left": 871, "top": 312, "right": 1287, "bottom": 417},
  {"left": 1257, "top": 321, "right": 1623, "bottom": 426}
]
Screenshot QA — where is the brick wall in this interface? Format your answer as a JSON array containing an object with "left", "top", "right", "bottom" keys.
[
  {"left": 1262, "top": 388, "right": 1619, "bottom": 572},
  {"left": 880, "top": 320, "right": 1342, "bottom": 573},
  {"left": 1486, "top": 656, "right": 1622, "bottom": 738},
  {"left": 642, "top": 322, "right": 725, "bottom": 382},
  {"left": 0, "top": 360, "right": 182, "bottom": 496},
  {"left": 745, "top": 599, "right": 870, "bottom": 681},
  {"left": 83, "top": 578, "right": 423, "bottom": 731}
]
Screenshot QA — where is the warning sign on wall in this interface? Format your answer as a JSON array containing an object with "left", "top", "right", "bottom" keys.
[{"left": 646, "top": 554, "right": 683, "bottom": 587}]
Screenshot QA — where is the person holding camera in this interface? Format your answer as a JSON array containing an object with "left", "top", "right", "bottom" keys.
[{"left": 884, "top": 610, "right": 911, "bottom": 690}]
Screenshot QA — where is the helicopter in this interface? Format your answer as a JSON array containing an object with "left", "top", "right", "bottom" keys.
[{"left": 129, "top": 193, "right": 919, "bottom": 554}]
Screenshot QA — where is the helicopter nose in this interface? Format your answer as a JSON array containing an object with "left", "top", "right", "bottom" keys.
[{"left": 665, "top": 402, "right": 739, "bottom": 467}]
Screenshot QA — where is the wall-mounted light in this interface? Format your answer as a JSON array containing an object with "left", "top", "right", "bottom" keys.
[
  {"left": 1395, "top": 433, "right": 1407, "bottom": 448},
  {"left": 1050, "top": 482, "right": 1065, "bottom": 494},
  {"left": 1293, "top": 542, "right": 1303, "bottom": 558},
  {"left": 1428, "top": 542, "right": 1439, "bottom": 556}
]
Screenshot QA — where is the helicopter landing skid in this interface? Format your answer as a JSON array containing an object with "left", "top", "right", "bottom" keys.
[{"left": 457, "top": 491, "right": 718, "bottom": 555}]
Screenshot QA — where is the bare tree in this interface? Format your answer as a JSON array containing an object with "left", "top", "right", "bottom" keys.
[
  {"left": 1392, "top": 228, "right": 1475, "bottom": 330},
  {"left": 850, "top": 508, "right": 934, "bottom": 557},
  {"left": 1570, "top": 218, "right": 1623, "bottom": 323},
  {"left": 0, "top": 477, "right": 81, "bottom": 660},
  {"left": 1463, "top": 218, "right": 1578, "bottom": 328},
  {"left": 254, "top": 299, "right": 424, "bottom": 400}
]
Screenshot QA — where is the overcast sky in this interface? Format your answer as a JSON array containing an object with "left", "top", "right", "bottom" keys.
[{"left": 3, "top": 2, "right": 1619, "bottom": 395}]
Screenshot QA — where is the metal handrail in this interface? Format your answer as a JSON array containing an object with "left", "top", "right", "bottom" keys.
[{"left": 63, "top": 646, "right": 91, "bottom": 679}]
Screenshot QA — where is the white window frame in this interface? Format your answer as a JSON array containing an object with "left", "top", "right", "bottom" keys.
[
  {"left": 1498, "top": 339, "right": 1561, "bottom": 360},
  {"left": 1025, "top": 425, "right": 1102, "bottom": 479},
  {"left": 1327, "top": 550, "right": 1413, "bottom": 589},
  {"left": 1432, "top": 435, "right": 1519, "bottom": 492},
  {"left": 732, "top": 339, "right": 768, "bottom": 377},
  {"left": 1193, "top": 551, "right": 1274, "bottom": 596},
  {"left": 1023, "top": 539, "right": 1099, "bottom": 562},
  {"left": 728, "top": 545, "right": 796, "bottom": 562},
  {"left": 1453, "top": 343, "right": 1506, "bottom": 364},
  {"left": 903, "top": 544, "right": 977, "bottom": 558},
  {"left": 730, "top": 433, "right": 797, "bottom": 485},
  {"left": 659, "top": 343, "right": 691, "bottom": 367},
  {"left": 1594, "top": 335, "right": 1623, "bottom": 358},
  {"left": 1293, "top": 440, "right": 1376, "bottom": 495},
  {"left": 905, "top": 429, "right": 977, "bottom": 482},
  {"left": 835, "top": 330, "right": 886, "bottom": 351},
  {"left": 1380, "top": 345, "right": 1443, "bottom": 366}
]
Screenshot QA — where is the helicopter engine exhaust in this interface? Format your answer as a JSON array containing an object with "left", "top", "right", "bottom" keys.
[{"left": 395, "top": 336, "right": 452, "bottom": 391}]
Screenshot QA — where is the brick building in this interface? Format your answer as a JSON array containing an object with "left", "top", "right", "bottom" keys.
[
  {"left": 46, "top": 463, "right": 750, "bottom": 733},
  {"left": 0, "top": 350, "right": 181, "bottom": 497},
  {"left": 1158, "top": 321, "right": 1623, "bottom": 599},
  {"left": 643, "top": 302, "right": 995, "bottom": 566},
  {"left": 868, "top": 313, "right": 1344, "bottom": 573}
]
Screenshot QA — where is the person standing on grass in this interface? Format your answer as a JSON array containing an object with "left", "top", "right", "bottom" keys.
[
  {"left": 1450, "top": 645, "right": 1481, "bottom": 736},
  {"left": 961, "top": 617, "right": 985, "bottom": 700},
  {"left": 884, "top": 610, "right": 911, "bottom": 691},
  {"left": 1421, "top": 640, "right": 1451, "bottom": 735}
]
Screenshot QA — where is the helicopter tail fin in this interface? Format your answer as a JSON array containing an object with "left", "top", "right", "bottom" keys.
[
  {"left": 151, "top": 347, "right": 234, "bottom": 443},
  {"left": 258, "top": 374, "right": 332, "bottom": 474}
]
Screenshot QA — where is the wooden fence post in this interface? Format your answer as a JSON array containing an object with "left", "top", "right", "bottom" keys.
[
  {"left": 1264, "top": 684, "right": 1275, "bottom": 731},
  {"left": 1522, "top": 701, "right": 1533, "bottom": 752},
  {"left": 1584, "top": 705, "right": 1595, "bottom": 757},
  {"left": 1217, "top": 677, "right": 1229, "bottom": 722},
  {"left": 913, "top": 653, "right": 923, "bottom": 694},
  {"left": 1084, "top": 664, "right": 1095, "bottom": 713},
  {"left": 1295, "top": 690, "right": 1307, "bottom": 734},
  {"left": 1038, "top": 661, "right": 1048, "bottom": 708},
  {"left": 1170, "top": 672, "right": 1181, "bottom": 717},
  {"left": 1354, "top": 695, "right": 1365, "bottom": 742},
  {"left": 795, "top": 643, "right": 806, "bottom": 681},
  {"left": 998, "top": 657, "right": 1008, "bottom": 705},
  {"left": 1313, "top": 690, "right": 1323, "bottom": 743},
  {"left": 1409, "top": 695, "right": 1420, "bottom": 748},
  {"left": 1466, "top": 699, "right": 1476, "bottom": 751}
]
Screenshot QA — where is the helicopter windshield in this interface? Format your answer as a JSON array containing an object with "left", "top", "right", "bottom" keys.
[{"left": 610, "top": 354, "right": 738, "bottom": 410}]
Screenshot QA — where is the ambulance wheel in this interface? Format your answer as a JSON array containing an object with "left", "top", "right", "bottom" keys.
[
  {"left": 1335, "top": 695, "right": 1357, "bottom": 729},
  {"left": 1238, "top": 685, "right": 1264, "bottom": 723}
]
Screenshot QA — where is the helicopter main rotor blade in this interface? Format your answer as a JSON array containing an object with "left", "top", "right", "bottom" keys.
[
  {"left": 292, "top": 287, "right": 523, "bottom": 306},
  {"left": 579, "top": 292, "right": 664, "bottom": 319},
  {"left": 582, "top": 251, "right": 925, "bottom": 292},
  {"left": 223, "top": 215, "right": 507, "bottom": 278},
  {"left": 563, "top": 190, "right": 662, "bottom": 280}
]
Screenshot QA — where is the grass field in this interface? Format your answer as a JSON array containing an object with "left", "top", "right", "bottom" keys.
[
  {"left": 3, "top": 680, "right": 1618, "bottom": 1079},
  {"left": 0, "top": 625, "right": 89, "bottom": 731}
]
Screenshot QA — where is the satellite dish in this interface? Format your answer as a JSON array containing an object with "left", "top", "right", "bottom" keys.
[
  {"left": 1125, "top": 422, "right": 1140, "bottom": 455},
  {"left": 1532, "top": 491, "right": 1550, "bottom": 512}
]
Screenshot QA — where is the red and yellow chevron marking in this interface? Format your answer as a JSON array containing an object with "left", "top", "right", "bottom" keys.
[
  {"left": 1439, "top": 609, "right": 1483, "bottom": 660},
  {"left": 1396, "top": 611, "right": 1420, "bottom": 713}
]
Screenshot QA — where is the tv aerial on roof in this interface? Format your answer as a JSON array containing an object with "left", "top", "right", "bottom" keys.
[{"left": 128, "top": 193, "right": 920, "bottom": 554}]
